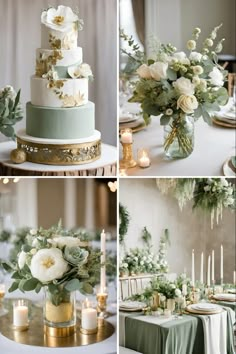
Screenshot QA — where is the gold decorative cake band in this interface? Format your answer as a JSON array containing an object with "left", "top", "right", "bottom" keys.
[{"left": 10, "top": 137, "right": 101, "bottom": 165}]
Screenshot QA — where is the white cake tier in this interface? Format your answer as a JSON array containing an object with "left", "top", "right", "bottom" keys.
[
  {"left": 31, "top": 76, "right": 88, "bottom": 108},
  {"left": 36, "top": 47, "right": 83, "bottom": 71},
  {"left": 41, "top": 23, "right": 78, "bottom": 50},
  {"left": 17, "top": 129, "right": 101, "bottom": 145}
]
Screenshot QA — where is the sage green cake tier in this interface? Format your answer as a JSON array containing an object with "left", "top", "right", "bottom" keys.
[{"left": 26, "top": 101, "right": 95, "bottom": 139}]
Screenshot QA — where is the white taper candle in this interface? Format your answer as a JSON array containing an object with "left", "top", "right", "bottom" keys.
[
  {"left": 100, "top": 229, "right": 106, "bottom": 292},
  {"left": 200, "top": 252, "right": 204, "bottom": 283}
]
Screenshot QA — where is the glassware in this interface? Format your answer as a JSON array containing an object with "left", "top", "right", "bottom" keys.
[
  {"left": 13, "top": 299, "right": 29, "bottom": 330},
  {"left": 0, "top": 284, "right": 8, "bottom": 316},
  {"left": 137, "top": 148, "right": 151, "bottom": 168}
]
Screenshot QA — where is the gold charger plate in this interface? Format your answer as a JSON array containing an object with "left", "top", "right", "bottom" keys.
[
  {"left": 212, "top": 118, "right": 236, "bottom": 128},
  {"left": 0, "top": 299, "right": 114, "bottom": 348},
  {"left": 185, "top": 306, "right": 222, "bottom": 315},
  {"left": 212, "top": 296, "right": 236, "bottom": 303},
  {"left": 119, "top": 306, "right": 143, "bottom": 312}
]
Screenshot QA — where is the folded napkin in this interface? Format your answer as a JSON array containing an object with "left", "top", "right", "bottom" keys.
[{"left": 198, "top": 310, "right": 227, "bottom": 354}]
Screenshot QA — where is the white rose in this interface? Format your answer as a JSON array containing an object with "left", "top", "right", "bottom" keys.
[
  {"left": 192, "top": 76, "right": 201, "bottom": 86},
  {"left": 173, "top": 52, "right": 190, "bottom": 65},
  {"left": 53, "top": 236, "right": 83, "bottom": 249},
  {"left": 208, "top": 67, "right": 224, "bottom": 87},
  {"left": 30, "top": 248, "right": 68, "bottom": 283},
  {"left": 18, "top": 251, "right": 27, "bottom": 269},
  {"left": 173, "top": 77, "right": 195, "bottom": 95},
  {"left": 189, "top": 52, "right": 202, "bottom": 62},
  {"left": 175, "top": 289, "right": 182, "bottom": 297},
  {"left": 187, "top": 40, "right": 196, "bottom": 51},
  {"left": 30, "top": 229, "right": 37, "bottom": 236},
  {"left": 177, "top": 95, "right": 199, "bottom": 114},
  {"left": 192, "top": 65, "right": 203, "bottom": 75},
  {"left": 136, "top": 64, "right": 152, "bottom": 79},
  {"left": 41, "top": 5, "right": 78, "bottom": 32},
  {"left": 149, "top": 62, "right": 168, "bottom": 81}
]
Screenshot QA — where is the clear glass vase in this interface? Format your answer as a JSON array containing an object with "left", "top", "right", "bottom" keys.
[
  {"left": 163, "top": 115, "right": 194, "bottom": 158},
  {"left": 43, "top": 287, "right": 76, "bottom": 337}
]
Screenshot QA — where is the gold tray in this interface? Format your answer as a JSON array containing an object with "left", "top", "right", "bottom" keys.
[{"left": 0, "top": 300, "right": 115, "bottom": 348}]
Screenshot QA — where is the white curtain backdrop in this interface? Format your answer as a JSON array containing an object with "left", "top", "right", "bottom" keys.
[{"left": 0, "top": 0, "right": 117, "bottom": 146}]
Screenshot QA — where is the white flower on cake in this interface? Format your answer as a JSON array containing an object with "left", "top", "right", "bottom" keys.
[
  {"left": 41, "top": 5, "right": 78, "bottom": 32},
  {"left": 208, "top": 67, "right": 224, "bottom": 86},
  {"left": 149, "top": 62, "right": 168, "bottom": 81},
  {"left": 62, "top": 31, "right": 78, "bottom": 50},
  {"left": 62, "top": 92, "right": 85, "bottom": 107},
  {"left": 42, "top": 69, "right": 59, "bottom": 81},
  {"left": 30, "top": 248, "right": 68, "bottom": 283},
  {"left": 173, "top": 77, "right": 195, "bottom": 95},
  {"left": 68, "top": 63, "right": 93, "bottom": 79}
]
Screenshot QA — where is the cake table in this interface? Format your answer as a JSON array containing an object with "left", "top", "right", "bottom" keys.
[{"left": 0, "top": 142, "right": 117, "bottom": 176}]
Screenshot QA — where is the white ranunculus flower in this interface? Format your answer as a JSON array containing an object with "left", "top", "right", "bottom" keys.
[
  {"left": 68, "top": 63, "right": 93, "bottom": 79},
  {"left": 175, "top": 289, "right": 182, "bottom": 297},
  {"left": 192, "top": 76, "right": 201, "bottom": 86},
  {"left": 41, "top": 5, "right": 78, "bottom": 32},
  {"left": 136, "top": 64, "right": 152, "bottom": 79},
  {"left": 30, "top": 229, "right": 37, "bottom": 236},
  {"left": 192, "top": 65, "right": 203, "bottom": 75},
  {"left": 18, "top": 251, "right": 27, "bottom": 269},
  {"left": 30, "top": 248, "right": 68, "bottom": 283},
  {"left": 208, "top": 67, "right": 224, "bottom": 87},
  {"left": 149, "top": 62, "right": 168, "bottom": 81},
  {"left": 173, "top": 52, "right": 190, "bottom": 65},
  {"left": 177, "top": 94, "right": 199, "bottom": 114},
  {"left": 54, "top": 236, "right": 84, "bottom": 249},
  {"left": 173, "top": 77, "right": 195, "bottom": 95},
  {"left": 187, "top": 40, "right": 196, "bottom": 51},
  {"left": 189, "top": 51, "right": 202, "bottom": 62}
]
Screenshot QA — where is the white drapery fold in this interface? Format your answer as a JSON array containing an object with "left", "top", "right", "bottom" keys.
[{"left": 0, "top": 0, "right": 117, "bottom": 145}]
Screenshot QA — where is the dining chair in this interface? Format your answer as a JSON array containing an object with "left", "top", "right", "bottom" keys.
[{"left": 228, "top": 73, "right": 236, "bottom": 96}]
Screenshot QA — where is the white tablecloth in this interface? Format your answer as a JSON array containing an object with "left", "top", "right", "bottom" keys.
[
  {"left": 0, "top": 284, "right": 117, "bottom": 354},
  {"left": 119, "top": 112, "right": 235, "bottom": 177}
]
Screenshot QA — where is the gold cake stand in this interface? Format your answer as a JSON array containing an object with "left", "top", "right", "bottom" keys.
[{"left": 0, "top": 300, "right": 115, "bottom": 348}]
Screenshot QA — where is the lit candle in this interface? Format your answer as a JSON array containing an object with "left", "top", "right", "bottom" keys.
[
  {"left": 191, "top": 249, "right": 195, "bottom": 286},
  {"left": 0, "top": 284, "right": 5, "bottom": 300},
  {"left": 81, "top": 300, "right": 97, "bottom": 330},
  {"left": 138, "top": 149, "right": 151, "bottom": 168},
  {"left": 211, "top": 250, "right": 215, "bottom": 282},
  {"left": 233, "top": 271, "right": 236, "bottom": 285},
  {"left": 121, "top": 131, "right": 132, "bottom": 144},
  {"left": 200, "top": 252, "right": 204, "bottom": 283},
  {"left": 207, "top": 255, "right": 211, "bottom": 286},
  {"left": 100, "top": 230, "right": 106, "bottom": 291},
  {"left": 13, "top": 301, "right": 28, "bottom": 327},
  {"left": 220, "top": 245, "right": 223, "bottom": 282},
  {"left": 182, "top": 284, "right": 187, "bottom": 296}
]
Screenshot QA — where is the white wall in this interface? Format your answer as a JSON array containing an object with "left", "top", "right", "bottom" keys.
[
  {"left": 145, "top": 0, "right": 235, "bottom": 55},
  {"left": 120, "top": 178, "right": 235, "bottom": 284}
]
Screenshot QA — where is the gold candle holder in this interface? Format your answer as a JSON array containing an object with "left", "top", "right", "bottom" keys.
[
  {"left": 120, "top": 128, "right": 136, "bottom": 169},
  {"left": 96, "top": 293, "right": 108, "bottom": 317}
]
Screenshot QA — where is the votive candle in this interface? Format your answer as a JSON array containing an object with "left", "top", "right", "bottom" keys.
[
  {"left": 120, "top": 129, "right": 132, "bottom": 144},
  {"left": 81, "top": 299, "right": 97, "bottom": 330},
  {"left": 13, "top": 300, "right": 28, "bottom": 327}
]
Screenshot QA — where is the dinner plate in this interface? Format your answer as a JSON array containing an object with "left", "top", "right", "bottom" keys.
[
  {"left": 213, "top": 293, "right": 236, "bottom": 302},
  {"left": 186, "top": 303, "right": 222, "bottom": 315},
  {"left": 119, "top": 114, "right": 138, "bottom": 124},
  {"left": 191, "top": 303, "right": 219, "bottom": 311},
  {"left": 212, "top": 117, "right": 236, "bottom": 128},
  {"left": 223, "top": 157, "right": 236, "bottom": 176},
  {"left": 228, "top": 288, "right": 236, "bottom": 294},
  {"left": 119, "top": 301, "right": 146, "bottom": 309}
]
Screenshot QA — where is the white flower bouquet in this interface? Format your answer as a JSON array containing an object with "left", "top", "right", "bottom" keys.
[
  {"left": 121, "top": 25, "right": 229, "bottom": 158},
  {"left": 2, "top": 222, "right": 101, "bottom": 306},
  {"left": 121, "top": 248, "right": 163, "bottom": 275},
  {"left": 0, "top": 86, "right": 23, "bottom": 139}
]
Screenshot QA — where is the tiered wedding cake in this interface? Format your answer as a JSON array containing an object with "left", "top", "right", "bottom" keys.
[{"left": 11, "top": 5, "right": 101, "bottom": 165}]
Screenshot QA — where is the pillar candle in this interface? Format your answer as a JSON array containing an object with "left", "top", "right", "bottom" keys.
[
  {"left": 13, "top": 305, "right": 28, "bottom": 327},
  {"left": 220, "top": 245, "right": 223, "bottom": 282},
  {"left": 211, "top": 250, "right": 215, "bottom": 282},
  {"left": 100, "top": 230, "right": 106, "bottom": 291},
  {"left": 200, "top": 252, "right": 204, "bottom": 284},
  {"left": 121, "top": 131, "right": 132, "bottom": 144},
  {"left": 81, "top": 307, "right": 97, "bottom": 330},
  {"left": 207, "top": 255, "right": 211, "bottom": 286},
  {"left": 191, "top": 249, "right": 195, "bottom": 286}
]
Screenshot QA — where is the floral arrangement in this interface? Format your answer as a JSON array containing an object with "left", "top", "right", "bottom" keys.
[
  {"left": 156, "top": 178, "right": 235, "bottom": 228},
  {"left": 119, "top": 203, "right": 130, "bottom": 244},
  {"left": 2, "top": 222, "right": 101, "bottom": 305},
  {"left": 121, "top": 25, "right": 228, "bottom": 156},
  {"left": 151, "top": 277, "right": 181, "bottom": 299},
  {"left": 120, "top": 248, "right": 160, "bottom": 275},
  {"left": 157, "top": 229, "right": 170, "bottom": 273},
  {"left": 0, "top": 86, "right": 23, "bottom": 139},
  {"left": 0, "top": 230, "right": 11, "bottom": 243},
  {"left": 193, "top": 178, "right": 235, "bottom": 228}
]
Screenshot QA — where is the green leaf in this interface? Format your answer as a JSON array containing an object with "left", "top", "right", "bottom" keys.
[
  {"left": 167, "top": 68, "right": 177, "bottom": 81},
  {"left": 18, "top": 279, "right": 26, "bottom": 293},
  {"left": 82, "top": 282, "right": 94, "bottom": 294},
  {"left": 8, "top": 282, "right": 19, "bottom": 293},
  {"left": 48, "top": 283, "right": 59, "bottom": 294},
  {"left": 3, "top": 105, "right": 9, "bottom": 118},
  {"left": 142, "top": 101, "right": 160, "bottom": 116},
  {"left": 0, "top": 125, "right": 15, "bottom": 139},
  {"left": 35, "top": 283, "right": 42, "bottom": 294},
  {"left": 147, "top": 59, "right": 155, "bottom": 65},
  {"left": 13, "top": 89, "right": 21, "bottom": 110},
  {"left": 160, "top": 115, "right": 171, "bottom": 126},
  {"left": 22, "top": 278, "right": 39, "bottom": 291},
  {"left": 1, "top": 262, "right": 13, "bottom": 272},
  {"left": 65, "top": 279, "right": 81, "bottom": 292},
  {"left": 22, "top": 244, "right": 31, "bottom": 252},
  {"left": 11, "top": 271, "right": 21, "bottom": 279}
]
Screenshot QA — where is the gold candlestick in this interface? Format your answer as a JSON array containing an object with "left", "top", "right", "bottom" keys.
[
  {"left": 120, "top": 142, "right": 137, "bottom": 169},
  {"left": 96, "top": 293, "right": 108, "bottom": 318}
]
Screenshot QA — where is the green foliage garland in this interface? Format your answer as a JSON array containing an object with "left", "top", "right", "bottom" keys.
[{"left": 119, "top": 203, "right": 130, "bottom": 244}]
